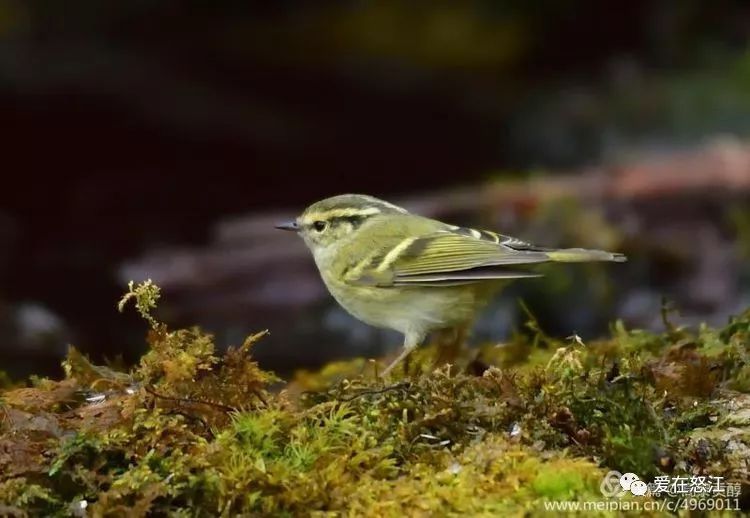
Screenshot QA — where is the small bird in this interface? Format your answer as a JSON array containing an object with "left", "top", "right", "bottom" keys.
[{"left": 276, "top": 194, "right": 626, "bottom": 376}]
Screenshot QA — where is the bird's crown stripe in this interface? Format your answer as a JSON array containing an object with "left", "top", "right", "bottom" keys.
[{"left": 359, "top": 196, "right": 409, "bottom": 213}]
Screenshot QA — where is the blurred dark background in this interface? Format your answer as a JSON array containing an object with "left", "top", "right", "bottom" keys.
[{"left": 1, "top": 1, "right": 750, "bottom": 379}]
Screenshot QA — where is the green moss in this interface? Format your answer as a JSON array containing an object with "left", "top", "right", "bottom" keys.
[
  {"left": 531, "top": 464, "right": 587, "bottom": 499},
  {"left": 1, "top": 281, "right": 748, "bottom": 515}
]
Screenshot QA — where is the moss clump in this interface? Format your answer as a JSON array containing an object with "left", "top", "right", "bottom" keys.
[{"left": 1, "top": 281, "right": 748, "bottom": 515}]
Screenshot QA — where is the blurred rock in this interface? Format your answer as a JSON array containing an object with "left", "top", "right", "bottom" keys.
[
  {"left": 15, "top": 304, "right": 67, "bottom": 349},
  {"left": 0, "top": 301, "right": 69, "bottom": 379}
]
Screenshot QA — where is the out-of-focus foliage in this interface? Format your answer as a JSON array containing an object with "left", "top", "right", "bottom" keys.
[
  {"left": 509, "top": 51, "right": 750, "bottom": 164},
  {"left": 1, "top": 282, "right": 749, "bottom": 516}
]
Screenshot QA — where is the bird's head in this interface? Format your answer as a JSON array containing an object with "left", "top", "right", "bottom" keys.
[{"left": 275, "top": 194, "right": 408, "bottom": 253}]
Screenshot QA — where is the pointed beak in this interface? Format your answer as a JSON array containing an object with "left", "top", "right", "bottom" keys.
[{"left": 275, "top": 220, "right": 299, "bottom": 231}]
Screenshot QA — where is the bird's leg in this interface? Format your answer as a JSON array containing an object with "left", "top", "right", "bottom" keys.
[
  {"left": 403, "top": 349, "right": 412, "bottom": 376},
  {"left": 381, "top": 331, "right": 421, "bottom": 378}
]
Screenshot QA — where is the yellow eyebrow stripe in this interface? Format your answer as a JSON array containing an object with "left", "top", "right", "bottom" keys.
[{"left": 301, "top": 207, "right": 381, "bottom": 224}]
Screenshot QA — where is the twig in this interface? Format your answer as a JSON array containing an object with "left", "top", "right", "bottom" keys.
[
  {"left": 143, "top": 386, "right": 238, "bottom": 414},
  {"left": 338, "top": 382, "right": 411, "bottom": 402}
]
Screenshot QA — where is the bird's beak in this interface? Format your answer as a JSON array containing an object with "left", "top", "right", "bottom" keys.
[{"left": 275, "top": 220, "right": 299, "bottom": 231}]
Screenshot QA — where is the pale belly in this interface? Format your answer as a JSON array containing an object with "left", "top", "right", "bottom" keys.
[{"left": 321, "top": 272, "right": 501, "bottom": 338}]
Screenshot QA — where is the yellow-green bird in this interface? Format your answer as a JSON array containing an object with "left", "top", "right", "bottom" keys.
[{"left": 276, "top": 194, "right": 626, "bottom": 376}]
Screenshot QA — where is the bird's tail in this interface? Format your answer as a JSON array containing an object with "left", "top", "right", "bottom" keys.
[{"left": 545, "top": 248, "right": 627, "bottom": 263}]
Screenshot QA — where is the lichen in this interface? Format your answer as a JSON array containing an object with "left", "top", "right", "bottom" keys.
[{"left": 1, "top": 281, "right": 748, "bottom": 516}]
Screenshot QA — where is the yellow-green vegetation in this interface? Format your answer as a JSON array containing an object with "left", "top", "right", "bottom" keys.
[{"left": 1, "top": 281, "right": 749, "bottom": 516}]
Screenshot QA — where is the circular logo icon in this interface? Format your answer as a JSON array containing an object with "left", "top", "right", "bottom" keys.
[
  {"left": 600, "top": 470, "right": 623, "bottom": 497},
  {"left": 619, "top": 472, "right": 639, "bottom": 491},
  {"left": 630, "top": 480, "right": 648, "bottom": 496}
]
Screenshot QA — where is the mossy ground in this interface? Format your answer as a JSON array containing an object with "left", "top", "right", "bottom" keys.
[{"left": 1, "top": 281, "right": 749, "bottom": 516}]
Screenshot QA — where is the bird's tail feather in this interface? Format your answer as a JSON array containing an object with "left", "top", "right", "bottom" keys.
[{"left": 545, "top": 248, "right": 627, "bottom": 263}]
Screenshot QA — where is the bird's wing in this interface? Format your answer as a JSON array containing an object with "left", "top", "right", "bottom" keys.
[
  {"left": 344, "top": 224, "right": 625, "bottom": 288},
  {"left": 345, "top": 227, "right": 550, "bottom": 287}
]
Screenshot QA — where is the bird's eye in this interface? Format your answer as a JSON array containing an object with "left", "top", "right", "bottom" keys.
[{"left": 313, "top": 220, "right": 327, "bottom": 232}]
